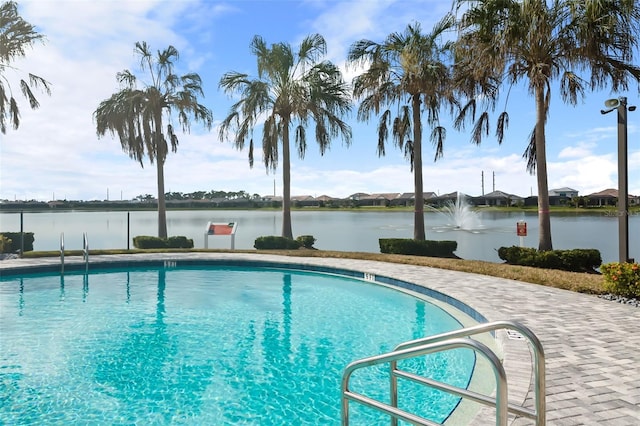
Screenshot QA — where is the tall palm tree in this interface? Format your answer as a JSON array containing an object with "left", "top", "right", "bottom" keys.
[
  {"left": 219, "top": 34, "right": 352, "bottom": 239},
  {"left": 0, "top": 0, "right": 51, "bottom": 133},
  {"left": 94, "top": 42, "right": 213, "bottom": 238},
  {"left": 454, "top": 0, "right": 640, "bottom": 251},
  {"left": 348, "top": 15, "right": 457, "bottom": 240}
]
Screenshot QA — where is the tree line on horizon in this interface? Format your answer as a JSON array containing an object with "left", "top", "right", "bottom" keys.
[{"left": 3, "top": 0, "right": 639, "bottom": 251}]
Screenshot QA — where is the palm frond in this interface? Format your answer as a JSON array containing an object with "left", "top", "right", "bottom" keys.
[
  {"left": 403, "top": 140, "right": 414, "bottom": 171},
  {"left": 19, "top": 79, "right": 39, "bottom": 109},
  {"left": 0, "top": 2, "right": 51, "bottom": 133},
  {"left": 376, "top": 109, "right": 390, "bottom": 156},
  {"left": 454, "top": 99, "right": 476, "bottom": 130},
  {"left": 471, "top": 111, "right": 490, "bottom": 145},
  {"left": 298, "top": 33, "right": 326, "bottom": 64},
  {"left": 431, "top": 126, "right": 446, "bottom": 161},
  {"left": 496, "top": 111, "right": 509, "bottom": 145},
  {"left": 523, "top": 128, "right": 537, "bottom": 175},
  {"left": 296, "top": 125, "right": 307, "bottom": 158}
]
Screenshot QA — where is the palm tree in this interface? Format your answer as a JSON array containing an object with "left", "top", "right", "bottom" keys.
[
  {"left": 94, "top": 42, "right": 213, "bottom": 238},
  {"left": 348, "top": 15, "right": 457, "bottom": 240},
  {"left": 0, "top": 1, "right": 51, "bottom": 133},
  {"left": 219, "top": 34, "right": 352, "bottom": 239},
  {"left": 454, "top": 0, "right": 640, "bottom": 251}
]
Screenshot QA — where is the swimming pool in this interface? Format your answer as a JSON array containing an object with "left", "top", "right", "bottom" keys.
[{"left": 0, "top": 260, "right": 478, "bottom": 424}]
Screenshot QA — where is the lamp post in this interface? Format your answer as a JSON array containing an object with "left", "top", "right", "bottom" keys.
[{"left": 601, "top": 97, "right": 636, "bottom": 263}]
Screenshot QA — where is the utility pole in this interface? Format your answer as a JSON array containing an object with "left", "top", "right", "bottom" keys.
[
  {"left": 481, "top": 171, "right": 485, "bottom": 196},
  {"left": 492, "top": 171, "right": 495, "bottom": 192}
]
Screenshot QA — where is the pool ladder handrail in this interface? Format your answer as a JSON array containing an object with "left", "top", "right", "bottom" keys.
[
  {"left": 341, "top": 320, "right": 545, "bottom": 426},
  {"left": 82, "top": 232, "right": 89, "bottom": 272},
  {"left": 60, "top": 232, "right": 65, "bottom": 274}
]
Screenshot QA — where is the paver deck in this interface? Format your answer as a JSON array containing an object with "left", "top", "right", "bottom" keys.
[{"left": 1, "top": 253, "right": 639, "bottom": 425}]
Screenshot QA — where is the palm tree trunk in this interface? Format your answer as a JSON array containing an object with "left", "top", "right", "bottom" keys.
[
  {"left": 156, "top": 157, "right": 168, "bottom": 239},
  {"left": 281, "top": 120, "right": 293, "bottom": 239},
  {"left": 534, "top": 86, "right": 552, "bottom": 251},
  {"left": 412, "top": 95, "right": 426, "bottom": 240},
  {"left": 155, "top": 117, "right": 168, "bottom": 239}
]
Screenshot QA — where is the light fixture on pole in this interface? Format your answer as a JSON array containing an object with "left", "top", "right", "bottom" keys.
[{"left": 601, "top": 96, "right": 636, "bottom": 263}]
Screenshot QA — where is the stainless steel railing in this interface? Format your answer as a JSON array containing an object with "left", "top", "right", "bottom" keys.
[
  {"left": 60, "top": 232, "right": 65, "bottom": 274},
  {"left": 341, "top": 320, "right": 545, "bottom": 426},
  {"left": 82, "top": 232, "right": 89, "bottom": 273}
]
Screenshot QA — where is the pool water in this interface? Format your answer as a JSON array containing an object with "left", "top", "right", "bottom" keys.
[{"left": 0, "top": 265, "right": 475, "bottom": 424}]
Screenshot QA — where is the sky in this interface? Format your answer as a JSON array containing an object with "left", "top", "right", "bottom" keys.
[{"left": 1, "top": 0, "right": 639, "bottom": 202}]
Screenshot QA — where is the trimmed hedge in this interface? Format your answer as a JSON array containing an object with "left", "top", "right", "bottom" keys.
[
  {"left": 254, "top": 236, "right": 302, "bottom": 250},
  {"left": 133, "top": 235, "right": 194, "bottom": 249},
  {"left": 497, "top": 246, "right": 601, "bottom": 273},
  {"left": 379, "top": 238, "right": 458, "bottom": 258},
  {"left": 166, "top": 236, "right": 194, "bottom": 248},
  {"left": 296, "top": 235, "right": 316, "bottom": 249},
  {"left": 0, "top": 232, "right": 35, "bottom": 252}
]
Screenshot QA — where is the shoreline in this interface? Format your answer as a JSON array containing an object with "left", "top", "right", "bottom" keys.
[{"left": 1, "top": 205, "right": 638, "bottom": 215}]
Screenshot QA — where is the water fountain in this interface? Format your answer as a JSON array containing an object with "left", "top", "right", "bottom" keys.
[{"left": 429, "top": 193, "right": 483, "bottom": 232}]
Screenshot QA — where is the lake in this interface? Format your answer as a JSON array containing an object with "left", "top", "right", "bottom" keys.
[{"left": 0, "top": 209, "right": 637, "bottom": 264}]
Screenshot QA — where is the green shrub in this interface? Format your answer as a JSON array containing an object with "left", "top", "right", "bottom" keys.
[
  {"left": 296, "top": 235, "right": 316, "bottom": 249},
  {"left": 133, "top": 236, "right": 168, "bottom": 249},
  {"left": 559, "top": 249, "right": 602, "bottom": 272},
  {"left": 0, "top": 232, "right": 35, "bottom": 252},
  {"left": 0, "top": 235, "right": 12, "bottom": 253},
  {"left": 166, "top": 236, "right": 194, "bottom": 248},
  {"left": 601, "top": 262, "right": 640, "bottom": 298},
  {"left": 132, "top": 235, "right": 193, "bottom": 249},
  {"left": 379, "top": 238, "right": 458, "bottom": 258},
  {"left": 254, "top": 236, "right": 302, "bottom": 250},
  {"left": 497, "top": 246, "right": 601, "bottom": 272}
]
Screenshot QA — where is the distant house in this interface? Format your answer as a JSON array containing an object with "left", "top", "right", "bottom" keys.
[
  {"left": 314, "top": 195, "right": 334, "bottom": 202},
  {"left": 260, "top": 195, "right": 283, "bottom": 207},
  {"left": 524, "top": 195, "right": 574, "bottom": 207},
  {"left": 347, "top": 192, "right": 369, "bottom": 201},
  {"left": 587, "top": 188, "right": 640, "bottom": 206},
  {"left": 587, "top": 188, "right": 617, "bottom": 206},
  {"left": 526, "top": 187, "right": 579, "bottom": 206},
  {"left": 358, "top": 193, "right": 401, "bottom": 207},
  {"left": 429, "top": 191, "right": 472, "bottom": 207},
  {"left": 391, "top": 192, "right": 437, "bottom": 206},
  {"left": 290, "top": 195, "right": 319, "bottom": 207},
  {"left": 472, "top": 190, "right": 523, "bottom": 206},
  {"left": 261, "top": 195, "right": 283, "bottom": 202},
  {"left": 313, "top": 194, "right": 340, "bottom": 207},
  {"left": 549, "top": 187, "right": 578, "bottom": 198}
]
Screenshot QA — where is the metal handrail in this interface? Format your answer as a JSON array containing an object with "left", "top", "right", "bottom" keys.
[
  {"left": 82, "top": 232, "right": 89, "bottom": 272},
  {"left": 342, "top": 338, "right": 507, "bottom": 426},
  {"left": 391, "top": 320, "right": 545, "bottom": 425},
  {"left": 341, "top": 320, "right": 545, "bottom": 426},
  {"left": 60, "top": 232, "right": 64, "bottom": 275}
]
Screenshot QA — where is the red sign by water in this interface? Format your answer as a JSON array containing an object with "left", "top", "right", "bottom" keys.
[{"left": 517, "top": 221, "right": 527, "bottom": 237}]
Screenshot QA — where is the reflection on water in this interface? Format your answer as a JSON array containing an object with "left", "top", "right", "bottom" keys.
[{"left": 0, "top": 209, "right": 637, "bottom": 263}]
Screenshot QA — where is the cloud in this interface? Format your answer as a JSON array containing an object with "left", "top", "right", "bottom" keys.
[{"left": 557, "top": 142, "right": 596, "bottom": 159}]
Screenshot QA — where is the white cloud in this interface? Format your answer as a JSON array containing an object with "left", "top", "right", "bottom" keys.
[{"left": 558, "top": 142, "right": 596, "bottom": 159}]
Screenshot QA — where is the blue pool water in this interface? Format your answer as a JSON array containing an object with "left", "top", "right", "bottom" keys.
[{"left": 0, "top": 265, "right": 475, "bottom": 424}]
